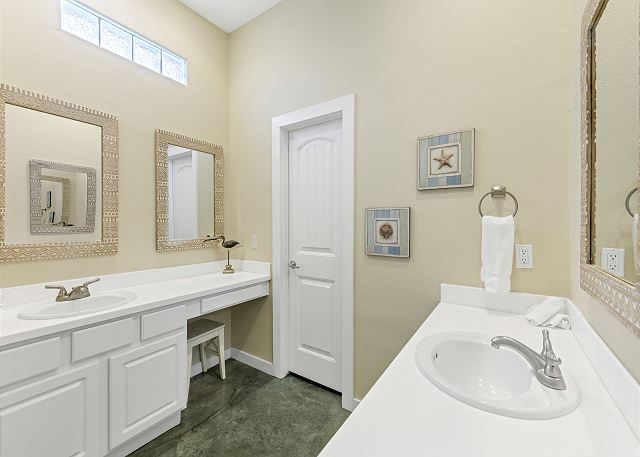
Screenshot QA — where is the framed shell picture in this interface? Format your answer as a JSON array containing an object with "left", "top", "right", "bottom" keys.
[
  {"left": 365, "top": 207, "right": 410, "bottom": 257},
  {"left": 417, "top": 129, "right": 475, "bottom": 190}
]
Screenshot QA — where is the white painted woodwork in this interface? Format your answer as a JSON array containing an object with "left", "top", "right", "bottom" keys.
[
  {"left": 0, "top": 337, "right": 60, "bottom": 388},
  {"left": 0, "top": 362, "right": 100, "bottom": 457},
  {"left": 201, "top": 282, "right": 269, "bottom": 314},
  {"left": 287, "top": 119, "right": 342, "bottom": 391},
  {"left": 168, "top": 154, "right": 197, "bottom": 240},
  {"left": 186, "top": 319, "right": 225, "bottom": 399},
  {"left": 108, "top": 333, "right": 186, "bottom": 449},
  {"left": 71, "top": 318, "right": 134, "bottom": 362},
  {"left": 141, "top": 305, "right": 186, "bottom": 340}
]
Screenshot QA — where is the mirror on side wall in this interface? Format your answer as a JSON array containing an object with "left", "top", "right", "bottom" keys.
[
  {"left": 0, "top": 84, "right": 119, "bottom": 262},
  {"left": 155, "top": 129, "right": 223, "bottom": 251},
  {"left": 580, "top": 0, "right": 640, "bottom": 337},
  {"left": 590, "top": 0, "right": 639, "bottom": 284}
]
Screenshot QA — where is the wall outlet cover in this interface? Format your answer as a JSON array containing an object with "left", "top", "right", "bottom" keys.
[
  {"left": 515, "top": 244, "right": 533, "bottom": 269},
  {"left": 600, "top": 247, "right": 624, "bottom": 277}
]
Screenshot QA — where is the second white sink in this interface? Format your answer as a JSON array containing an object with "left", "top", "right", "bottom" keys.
[
  {"left": 415, "top": 331, "right": 581, "bottom": 419},
  {"left": 18, "top": 291, "right": 138, "bottom": 320}
]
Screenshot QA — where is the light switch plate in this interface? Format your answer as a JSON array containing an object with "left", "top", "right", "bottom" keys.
[
  {"left": 601, "top": 247, "right": 624, "bottom": 277},
  {"left": 251, "top": 235, "right": 258, "bottom": 249},
  {"left": 515, "top": 244, "right": 533, "bottom": 269}
]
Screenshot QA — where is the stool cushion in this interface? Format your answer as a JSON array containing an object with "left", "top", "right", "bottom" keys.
[{"left": 187, "top": 319, "right": 224, "bottom": 341}]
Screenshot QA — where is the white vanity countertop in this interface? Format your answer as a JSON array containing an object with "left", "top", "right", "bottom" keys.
[
  {"left": 320, "top": 286, "right": 640, "bottom": 457},
  {"left": 0, "top": 261, "right": 270, "bottom": 347}
]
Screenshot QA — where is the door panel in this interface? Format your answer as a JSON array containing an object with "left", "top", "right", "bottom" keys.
[
  {"left": 288, "top": 119, "right": 342, "bottom": 391},
  {"left": 109, "top": 333, "right": 186, "bottom": 449},
  {"left": 0, "top": 362, "right": 100, "bottom": 457}
]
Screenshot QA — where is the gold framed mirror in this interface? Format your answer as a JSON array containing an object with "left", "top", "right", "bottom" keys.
[
  {"left": 580, "top": 0, "right": 640, "bottom": 336},
  {"left": 0, "top": 84, "right": 118, "bottom": 262},
  {"left": 155, "top": 129, "right": 224, "bottom": 251}
]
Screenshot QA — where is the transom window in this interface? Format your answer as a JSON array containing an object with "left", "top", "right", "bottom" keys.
[{"left": 60, "top": 0, "right": 187, "bottom": 85}]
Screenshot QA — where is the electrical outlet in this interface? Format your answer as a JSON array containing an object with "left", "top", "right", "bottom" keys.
[
  {"left": 515, "top": 244, "right": 533, "bottom": 269},
  {"left": 251, "top": 235, "right": 258, "bottom": 249},
  {"left": 601, "top": 247, "right": 624, "bottom": 277}
]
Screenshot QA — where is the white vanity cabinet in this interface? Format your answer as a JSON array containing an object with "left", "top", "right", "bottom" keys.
[
  {"left": 0, "top": 362, "right": 100, "bottom": 457},
  {"left": 108, "top": 333, "right": 186, "bottom": 449}
]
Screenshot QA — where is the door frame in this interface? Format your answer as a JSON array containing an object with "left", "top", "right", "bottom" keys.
[{"left": 272, "top": 95, "right": 355, "bottom": 411}]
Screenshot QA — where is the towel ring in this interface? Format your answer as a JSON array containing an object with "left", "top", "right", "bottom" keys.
[
  {"left": 625, "top": 187, "right": 638, "bottom": 217},
  {"left": 478, "top": 186, "right": 518, "bottom": 217}
]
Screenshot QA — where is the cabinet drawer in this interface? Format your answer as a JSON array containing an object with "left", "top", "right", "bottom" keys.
[
  {"left": 0, "top": 337, "right": 60, "bottom": 388},
  {"left": 0, "top": 362, "right": 100, "bottom": 457},
  {"left": 201, "top": 282, "right": 269, "bottom": 314},
  {"left": 72, "top": 318, "right": 134, "bottom": 362},
  {"left": 141, "top": 305, "right": 186, "bottom": 340}
]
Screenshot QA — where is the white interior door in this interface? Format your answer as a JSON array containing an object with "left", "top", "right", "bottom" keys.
[
  {"left": 169, "top": 154, "right": 197, "bottom": 240},
  {"left": 288, "top": 119, "right": 342, "bottom": 391}
]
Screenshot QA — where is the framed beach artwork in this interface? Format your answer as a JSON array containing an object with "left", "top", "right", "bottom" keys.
[
  {"left": 365, "top": 207, "right": 410, "bottom": 257},
  {"left": 417, "top": 129, "right": 475, "bottom": 190}
]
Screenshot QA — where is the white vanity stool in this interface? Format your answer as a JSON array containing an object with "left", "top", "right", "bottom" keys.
[{"left": 186, "top": 319, "right": 226, "bottom": 395}]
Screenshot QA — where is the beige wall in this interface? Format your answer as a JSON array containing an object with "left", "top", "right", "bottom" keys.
[
  {"left": 0, "top": 0, "right": 229, "bottom": 287},
  {"left": 227, "top": 0, "right": 573, "bottom": 398},
  {"left": 0, "top": 0, "right": 233, "bottom": 341},
  {"left": 569, "top": 0, "right": 640, "bottom": 381}
]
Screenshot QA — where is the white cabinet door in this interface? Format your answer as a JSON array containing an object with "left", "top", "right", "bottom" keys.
[
  {"left": 0, "top": 362, "right": 100, "bottom": 457},
  {"left": 109, "top": 333, "right": 186, "bottom": 450}
]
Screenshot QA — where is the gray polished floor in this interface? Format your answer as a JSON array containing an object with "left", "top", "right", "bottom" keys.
[{"left": 129, "top": 359, "right": 350, "bottom": 457}]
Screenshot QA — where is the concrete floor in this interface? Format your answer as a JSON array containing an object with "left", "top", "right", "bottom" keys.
[{"left": 129, "top": 359, "right": 350, "bottom": 457}]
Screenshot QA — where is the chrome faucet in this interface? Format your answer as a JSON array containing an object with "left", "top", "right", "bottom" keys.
[
  {"left": 491, "top": 329, "right": 566, "bottom": 390},
  {"left": 45, "top": 278, "right": 100, "bottom": 302}
]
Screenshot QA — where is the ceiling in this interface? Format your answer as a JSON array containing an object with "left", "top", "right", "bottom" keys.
[{"left": 179, "top": 0, "right": 284, "bottom": 33}]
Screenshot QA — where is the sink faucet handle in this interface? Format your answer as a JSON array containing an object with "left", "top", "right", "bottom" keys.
[
  {"left": 44, "top": 284, "right": 69, "bottom": 301},
  {"left": 541, "top": 329, "right": 563, "bottom": 378},
  {"left": 82, "top": 278, "right": 100, "bottom": 287}
]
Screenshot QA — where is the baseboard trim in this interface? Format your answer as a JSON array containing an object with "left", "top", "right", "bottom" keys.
[{"left": 230, "top": 348, "right": 275, "bottom": 376}]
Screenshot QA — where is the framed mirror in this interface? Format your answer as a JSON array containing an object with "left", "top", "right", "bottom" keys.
[
  {"left": 580, "top": 0, "right": 640, "bottom": 335},
  {"left": 0, "top": 84, "right": 118, "bottom": 262},
  {"left": 155, "top": 129, "right": 223, "bottom": 251},
  {"left": 30, "top": 159, "right": 97, "bottom": 234}
]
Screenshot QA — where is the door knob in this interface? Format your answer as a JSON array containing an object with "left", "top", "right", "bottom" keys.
[{"left": 289, "top": 260, "right": 300, "bottom": 269}]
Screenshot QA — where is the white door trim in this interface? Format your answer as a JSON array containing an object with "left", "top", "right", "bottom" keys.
[{"left": 272, "top": 95, "right": 355, "bottom": 411}]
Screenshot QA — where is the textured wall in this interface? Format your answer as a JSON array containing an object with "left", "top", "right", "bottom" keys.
[
  {"left": 0, "top": 0, "right": 230, "bottom": 288},
  {"left": 227, "top": 0, "right": 572, "bottom": 398}
]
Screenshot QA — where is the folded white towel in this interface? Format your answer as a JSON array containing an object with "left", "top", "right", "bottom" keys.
[
  {"left": 481, "top": 215, "right": 514, "bottom": 295},
  {"left": 526, "top": 297, "right": 570, "bottom": 329}
]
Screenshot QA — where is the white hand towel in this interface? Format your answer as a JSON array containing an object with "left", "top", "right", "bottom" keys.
[
  {"left": 526, "top": 297, "right": 570, "bottom": 329},
  {"left": 481, "top": 215, "right": 514, "bottom": 295}
]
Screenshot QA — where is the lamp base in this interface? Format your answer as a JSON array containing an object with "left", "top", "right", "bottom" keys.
[{"left": 223, "top": 264, "right": 235, "bottom": 274}]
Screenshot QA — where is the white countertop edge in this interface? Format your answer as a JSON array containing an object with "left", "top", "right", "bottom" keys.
[
  {"left": 0, "top": 263, "right": 270, "bottom": 348},
  {"left": 0, "top": 259, "right": 270, "bottom": 308},
  {"left": 568, "top": 299, "right": 640, "bottom": 439}
]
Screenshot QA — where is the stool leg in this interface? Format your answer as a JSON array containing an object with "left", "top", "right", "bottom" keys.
[
  {"left": 199, "top": 344, "right": 207, "bottom": 373},
  {"left": 186, "top": 345, "right": 193, "bottom": 403},
  {"left": 218, "top": 332, "right": 226, "bottom": 380}
]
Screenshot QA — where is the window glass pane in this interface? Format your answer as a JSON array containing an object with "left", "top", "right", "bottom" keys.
[
  {"left": 61, "top": 1, "right": 99, "bottom": 45},
  {"left": 100, "top": 19, "right": 132, "bottom": 60},
  {"left": 162, "top": 51, "right": 187, "bottom": 84},
  {"left": 133, "top": 37, "right": 161, "bottom": 73}
]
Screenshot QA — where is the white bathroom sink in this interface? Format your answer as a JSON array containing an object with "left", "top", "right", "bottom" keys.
[
  {"left": 18, "top": 291, "right": 138, "bottom": 320},
  {"left": 414, "top": 331, "right": 581, "bottom": 419}
]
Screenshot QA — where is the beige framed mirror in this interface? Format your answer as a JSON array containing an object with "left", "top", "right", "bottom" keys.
[
  {"left": 0, "top": 84, "right": 118, "bottom": 262},
  {"left": 155, "top": 129, "right": 224, "bottom": 251},
  {"left": 580, "top": 0, "right": 640, "bottom": 336}
]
